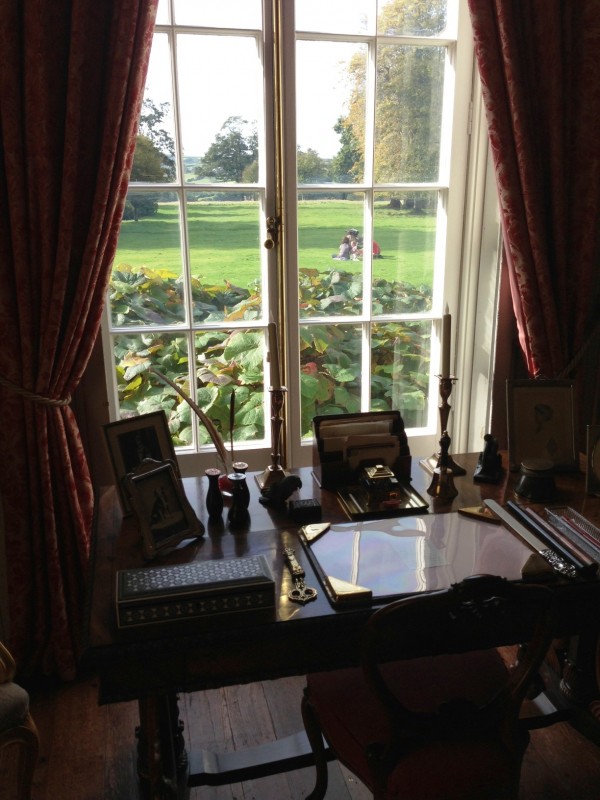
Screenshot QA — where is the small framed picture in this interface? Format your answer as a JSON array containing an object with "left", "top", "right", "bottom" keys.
[
  {"left": 586, "top": 425, "right": 600, "bottom": 495},
  {"left": 506, "top": 379, "right": 577, "bottom": 472},
  {"left": 124, "top": 459, "right": 203, "bottom": 560},
  {"left": 103, "top": 411, "right": 178, "bottom": 512}
]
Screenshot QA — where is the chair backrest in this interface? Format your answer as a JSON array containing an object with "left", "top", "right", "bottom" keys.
[{"left": 360, "top": 574, "right": 554, "bottom": 746}]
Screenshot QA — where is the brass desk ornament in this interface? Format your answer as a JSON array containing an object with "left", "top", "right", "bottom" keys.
[{"left": 427, "top": 430, "right": 458, "bottom": 500}]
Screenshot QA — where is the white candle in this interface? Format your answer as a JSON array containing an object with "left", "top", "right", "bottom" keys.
[
  {"left": 441, "top": 305, "right": 451, "bottom": 378},
  {"left": 268, "top": 322, "right": 281, "bottom": 389}
]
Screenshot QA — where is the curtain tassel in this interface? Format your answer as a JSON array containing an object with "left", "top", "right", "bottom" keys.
[{"left": 0, "top": 373, "right": 71, "bottom": 407}]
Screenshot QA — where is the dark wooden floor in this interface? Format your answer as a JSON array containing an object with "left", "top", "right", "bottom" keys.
[{"left": 17, "top": 670, "right": 600, "bottom": 800}]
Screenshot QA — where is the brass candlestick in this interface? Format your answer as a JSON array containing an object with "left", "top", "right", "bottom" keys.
[
  {"left": 420, "top": 376, "right": 466, "bottom": 476},
  {"left": 256, "top": 386, "right": 290, "bottom": 492}
]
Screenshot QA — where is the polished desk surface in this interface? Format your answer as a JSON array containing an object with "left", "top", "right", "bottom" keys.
[{"left": 84, "top": 453, "right": 600, "bottom": 704}]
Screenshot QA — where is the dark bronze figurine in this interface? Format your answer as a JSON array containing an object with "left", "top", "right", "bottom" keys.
[
  {"left": 473, "top": 433, "right": 503, "bottom": 483},
  {"left": 259, "top": 475, "right": 303, "bottom": 508}
]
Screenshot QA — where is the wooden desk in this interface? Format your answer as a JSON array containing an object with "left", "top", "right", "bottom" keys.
[{"left": 83, "top": 454, "right": 600, "bottom": 799}]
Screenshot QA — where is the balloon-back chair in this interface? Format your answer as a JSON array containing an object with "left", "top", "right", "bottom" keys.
[{"left": 301, "top": 574, "right": 554, "bottom": 800}]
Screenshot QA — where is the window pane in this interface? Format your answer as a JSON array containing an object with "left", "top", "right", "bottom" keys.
[
  {"left": 296, "top": 41, "right": 366, "bottom": 184},
  {"left": 372, "top": 191, "right": 435, "bottom": 315},
  {"left": 186, "top": 193, "right": 263, "bottom": 325},
  {"left": 297, "top": 1, "right": 450, "bottom": 39},
  {"left": 132, "top": 34, "right": 176, "bottom": 184},
  {"left": 296, "top": 0, "right": 375, "bottom": 36},
  {"left": 375, "top": 44, "right": 445, "bottom": 183},
  {"left": 195, "top": 329, "right": 266, "bottom": 444},
  {"left": 299, "top": 323, "right": 363, "bottom": 436},
  {"left": 298, "top": 196, "right": 365, "bottom": 319},
  {"left": 377, "top": 0, "right": 448, "bottom": 37},
  {"left": 112, "top": 332, "right": 190, "bottom": 440},
  {"left": 371, "top": 321, "right": 431, "bottom": 428},
  {"left": 177, "top": 35, "right": 261, "bottom": 183},
  {"left": 173, "top": 0, "right": 262, "bottom": 29},
  {"left": 155, "top": 0, "right": 169, "bottom": 25},
  {"left": 111, "top": 193, "right": 185, "bottom": 327}
]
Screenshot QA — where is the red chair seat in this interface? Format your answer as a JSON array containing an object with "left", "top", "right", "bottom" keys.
[{"left": 307, "top": 650, "right": 522, "bottom": 799}]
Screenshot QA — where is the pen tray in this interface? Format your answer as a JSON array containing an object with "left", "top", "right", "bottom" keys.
[
  {"left": 545, "top": 506, "right": 600, "bottom": 558},
  {"left": 337, "top": 483, "right": 429, "bottom": 521}
]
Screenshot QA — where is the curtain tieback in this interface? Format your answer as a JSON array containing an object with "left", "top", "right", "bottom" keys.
[{"left": 0, "top": 373, "right": 71, "bottom": 407}]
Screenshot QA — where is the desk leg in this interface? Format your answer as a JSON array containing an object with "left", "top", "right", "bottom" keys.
[
  {"left": 136, "top": 693, "right": 188, "bottom": 799},
  {"left": 537, "top": 635, "right": 600, "bottom": 745},
  {"left": 559, "top": 635, "right": 599, "bottom": 705}
]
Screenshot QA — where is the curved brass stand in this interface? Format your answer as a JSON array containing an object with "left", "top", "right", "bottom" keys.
[{"left": 255, "top": 387, "right": 290, "bottom": 492}]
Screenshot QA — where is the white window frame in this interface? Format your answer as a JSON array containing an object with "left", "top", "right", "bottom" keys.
[
  {"left": 282, "top": 1, "right": 495, "bottom": 466},
  {"left": 101, "top": 0, "right": 502, "bottom": 476}
]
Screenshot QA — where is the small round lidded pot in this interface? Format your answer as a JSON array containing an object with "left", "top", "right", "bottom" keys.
[{"left": 515, "top": 458, "right": 556, "bottom": 503}]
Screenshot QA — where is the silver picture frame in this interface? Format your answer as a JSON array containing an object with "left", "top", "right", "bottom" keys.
[
  {"left": 124, "top": 458, "right": 203, "bottom": 560},
  {"left": 103, "top": 410, "right": 178, "bottom": 512}
]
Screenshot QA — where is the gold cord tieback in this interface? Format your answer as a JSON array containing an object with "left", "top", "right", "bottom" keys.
[{"left": 0, "top": 374, "right": 71, "bottom": 407}]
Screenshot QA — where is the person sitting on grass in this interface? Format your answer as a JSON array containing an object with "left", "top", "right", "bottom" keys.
[{"left": 332, "top": 235, "right": 351, "bottom": 260}]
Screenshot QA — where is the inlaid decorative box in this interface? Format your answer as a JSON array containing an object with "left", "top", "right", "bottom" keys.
[{"left": 116, "top": 555, "right": 275, "bottom": 631}]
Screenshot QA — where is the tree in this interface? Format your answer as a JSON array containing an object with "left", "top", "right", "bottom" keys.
[
  {"left": 195, "top": 117, "right": 258, "bottom": 183},
  {"left": 130, "top": 135, "right": 167, "bottom": 182},
  {"left": 137, "top": 98, "right": 176, "bottom": 180},
  {"left": 242, "top": 160, "right": 259, "bottom": 183},
  {"left": 332, "top": 0, "right": 446, "bottom": 201},
  {"left": 297, "top": 148, "right": 330, "bottom": 184},
  {"left": 126, "top": 99, "right": 176, "bottom": 220},
  {"left": 330, "top": 117, "right": 363, "bottom": 184}
]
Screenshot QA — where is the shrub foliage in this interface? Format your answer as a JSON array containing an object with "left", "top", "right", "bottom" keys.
[{"left": 110, "top": 264, "right": 431, "bottom": 445}]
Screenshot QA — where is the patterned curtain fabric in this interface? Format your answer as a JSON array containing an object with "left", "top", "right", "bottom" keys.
[
  {"left": 0, "top": 1, "right": 157, "bottom": 678},
  {"left": 468, "top": 1, "right": 600, "bottom": 385}
]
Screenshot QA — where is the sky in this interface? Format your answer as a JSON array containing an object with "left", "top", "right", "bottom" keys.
[
  {"left": 145, "top": 30, "right": 356, "bottom": 160},
  {"left": 145, "top": 0, "right": 451, "bottom": 160},
  {"left": 145, "top": 0, "right": 393, "bottom": 160}
]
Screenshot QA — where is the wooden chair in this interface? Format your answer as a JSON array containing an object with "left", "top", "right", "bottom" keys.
[
  {"left": 0, "top": 641, "right": 39, "bottom": 800},
  {"left": 301, "top": 574, "right": 554, "bottom": 800}
]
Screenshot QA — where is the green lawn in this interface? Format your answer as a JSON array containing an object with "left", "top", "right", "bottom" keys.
[{"left": 114, "top": 199, "right": 436, "bottom": 290}]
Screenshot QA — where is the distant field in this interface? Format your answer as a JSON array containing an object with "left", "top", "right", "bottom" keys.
[{"left": 113, "top": 200, "right": 436, "bottom": 290}]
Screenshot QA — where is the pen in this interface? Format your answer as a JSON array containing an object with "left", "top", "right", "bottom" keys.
[
  {"left": 506, "top": 501, "right": 595, "bottom": 577},
  {"left": 522, "top": 507, "right": 597, "bottom": 577},
  {"left": 484, "top": 500, "right": 576, "bottom": 578}
]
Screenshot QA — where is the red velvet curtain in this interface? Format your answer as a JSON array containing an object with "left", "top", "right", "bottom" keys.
[
  {"left": 468, "top": 2, "right": 600, "bottom": 416},
  {"left": 0, "top": 1, "right": 157, "bottom": 678}
]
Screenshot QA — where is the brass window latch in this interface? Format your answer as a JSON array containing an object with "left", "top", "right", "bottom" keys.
[{"left": 264, "top": 215, "right": 281, "bottom": 250}]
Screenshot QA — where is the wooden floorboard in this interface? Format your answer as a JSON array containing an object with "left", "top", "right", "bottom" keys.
[{"left": 22, "top": 673, "right": 600, "bottom": 799}]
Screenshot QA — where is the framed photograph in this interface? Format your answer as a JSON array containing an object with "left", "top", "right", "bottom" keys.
[
  {"left": 586, "top": 425, "right": 600, "bottom": 495},
  {"left": 124, "top": 459, "right": 204, "bottom": 560},
  {"left": 506, "top": 379, "right": 577, "bottom": 472},
  {"left": 103, "top": 411, "right": 178, "bottom": 512}
]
